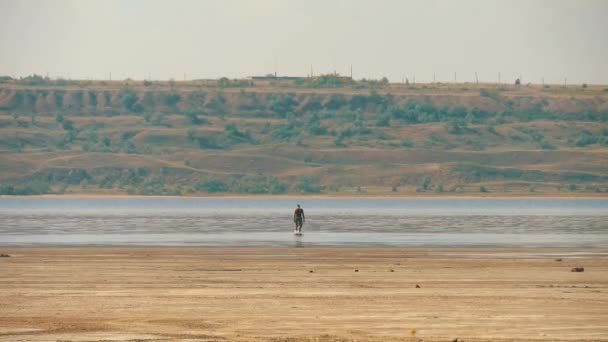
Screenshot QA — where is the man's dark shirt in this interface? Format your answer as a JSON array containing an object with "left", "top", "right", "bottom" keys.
[{"left": 294, "top": 208, "right": 304, "bottom": 218}]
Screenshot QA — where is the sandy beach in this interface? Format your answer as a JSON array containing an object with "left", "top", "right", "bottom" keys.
[{"left": 1, "top": 248, "right": 607, "bottom": 341}]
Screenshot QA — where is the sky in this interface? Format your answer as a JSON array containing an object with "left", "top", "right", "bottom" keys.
[{"left": 1, "top": 0, "right": 607, "bottom": 84}]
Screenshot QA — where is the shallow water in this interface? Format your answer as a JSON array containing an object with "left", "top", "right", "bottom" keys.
[{"left": 0, "top": 198, "right": 607, "bottom": 247}]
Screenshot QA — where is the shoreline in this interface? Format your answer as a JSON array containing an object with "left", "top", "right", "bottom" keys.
[
  {"left": 3, "top": 246, "right": 608, "bottom": 255},
  {"left": 3, "top": 246, "right": 607, "bottom": 251}
]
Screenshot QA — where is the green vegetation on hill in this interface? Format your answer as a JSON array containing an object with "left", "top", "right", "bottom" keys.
[{"left": 0, "top": 78, "right": 607, "bottom": 196}]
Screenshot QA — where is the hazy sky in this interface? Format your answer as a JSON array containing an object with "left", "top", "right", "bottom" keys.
[{"left": 1, "top": 0, "right": 607, "bottom": 84}]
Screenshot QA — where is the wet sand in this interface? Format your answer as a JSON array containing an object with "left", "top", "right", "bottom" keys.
[{"left": 1, "top": 248, "right": 607, "bottom": 341}]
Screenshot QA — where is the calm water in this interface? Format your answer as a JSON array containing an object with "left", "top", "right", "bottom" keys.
[{"left": 0, "top": 198, "right": 607, "bottom": 247}]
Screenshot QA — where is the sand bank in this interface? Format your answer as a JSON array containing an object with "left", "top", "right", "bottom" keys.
[{"left": 0, "top": 248, "right": 607, "bottom": 341}]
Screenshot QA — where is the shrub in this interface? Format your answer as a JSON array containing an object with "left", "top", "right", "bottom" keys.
[
  {"left": 448, "top": 120, "right": 467, "bottom": 134},
  {"left": 225, "top": 122, "right": 254, "bottom": 143},
  {"left": 185, "top": 112, "right": 209, "bottom": 125},
  {"left": 575, "top": 132, "right": 600, "bottom": 147},
  {"left": 88, "top": 91, "right": 98, "bottom": 107},
  {"left": 54, "top": 91, "right": 64, "bottom": 108},
  {"left": 17, "top": 120, "right": 29, "bottom": 128},
  {"left": 325, "top": 94, "right": 347, "bottom": 110},
  {"left": 121, "top": 131, "right": 137, "bottom": 141},
  {"left": 20, "top": 74, "right": 51, "bottom": 86},
  {"left": 401, "top": 139, "right": 415, "bottom": 148},
  {"left": 72, "top": 91, "right": 84, "bottom": 107},
  {"left": 25, "top": 91, "right": 37, "bottom": 106},
  {"left": 164, "top": 93, "right": 181, "bottom": 107},
  {"left": 117, "top": 89, "right": 142, "bottom": 112},
  {"left": 509, "top": 132, "right": 525, "bottom": 142},
  {"left": 197, "top": 136, "right": 225, "bottom": 149},
  {"left": 62, "top": 120, "right": 75, "bottom": 131},
  {"left": 293, "top": 176, "right": 321, "bottom": 193},
  {"left": 269, "top": 94, "right": 298, "bottom": 117},
  {"left": 0, "top": 181, "right": 50, "bottom": 195},
  {"left": 196, "top": 179, "right": 229, "bottom": 193},
  {"left": 271, "top": 122, "right": 300, "bottom": 141},
  {"left": 422, "top": 178, "right": 431, "bottom": 191},
  {"left": 305, "top": 113, "right": 328, "bottom": 135},
  {"left": 0, "top": 184, "right": 15, "bottom": 195},
  {"left": 486, "top": 125, "right": 500, "bottom": 135},
  {"left": 233, "top": 175, "right": 288, "bottom": 194},
  {"left": 539, "top": 140, "right": 555, "bottom": 150},
  {"left": 375, "top": 115, "right": 390, "bottom": 127},
  {"left": 124, "top": 141, "right": 137, "bottom": 154}
]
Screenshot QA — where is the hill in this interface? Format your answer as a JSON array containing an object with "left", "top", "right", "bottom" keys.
[{"left": 1, "top": 75, "right": 607, "bottom": 196}]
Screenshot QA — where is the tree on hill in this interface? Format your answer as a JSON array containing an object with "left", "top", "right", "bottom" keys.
[
  {"left": 196, "top": 179, "right": 229, "bottom": 193},
  {"left": 62, "top": 120, "right": 75, "bottom": 131},
  {"left": 19, "top": 74, "right": 51, "bottom": 86},
  {"left": 164, "top": 93, "right": 181, "bottom": 107},
  {"left": 120, "top": 90, "right": 143, "bottom": 112},
  {"left": 269, "top": 94, "right": 298, "bottom": 117},
  {"left": 225, "top": 122, "right": 255, "bottom": 143},
  {"left": 293, "top": 177, "right": 321, "bottom": 193},
  {"left": 305, "top": 113, "right": 328, "bottom": 135}
]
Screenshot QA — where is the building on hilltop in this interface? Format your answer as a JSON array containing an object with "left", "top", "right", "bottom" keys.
[
  {"left": 246, "top": 72, "right": 353, "bottom": 85},
  {"left": 246, "top": 73, "right": 306, "bottom": 81}
]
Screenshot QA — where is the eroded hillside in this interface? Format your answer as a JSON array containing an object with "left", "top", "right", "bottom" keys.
[{"left": 1, "top": 78, "right": 607, "bottom": 195}]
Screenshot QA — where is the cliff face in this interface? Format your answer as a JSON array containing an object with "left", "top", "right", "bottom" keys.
[{"left": 1, "top": 83, "right": 607, "bottom": 196}]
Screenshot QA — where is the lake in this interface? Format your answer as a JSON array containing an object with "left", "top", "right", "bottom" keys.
[{"left": 0, "top": 198, "right": 607, "bottom": 248}]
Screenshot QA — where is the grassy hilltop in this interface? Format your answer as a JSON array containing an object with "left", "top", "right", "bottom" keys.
[{"left": 1, "top": 75, "right": 607, "bottom": 196}]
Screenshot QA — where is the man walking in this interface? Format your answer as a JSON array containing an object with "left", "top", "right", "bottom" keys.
[{"left": 293, "top": 204, "right": 305, "bottom": 234}]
